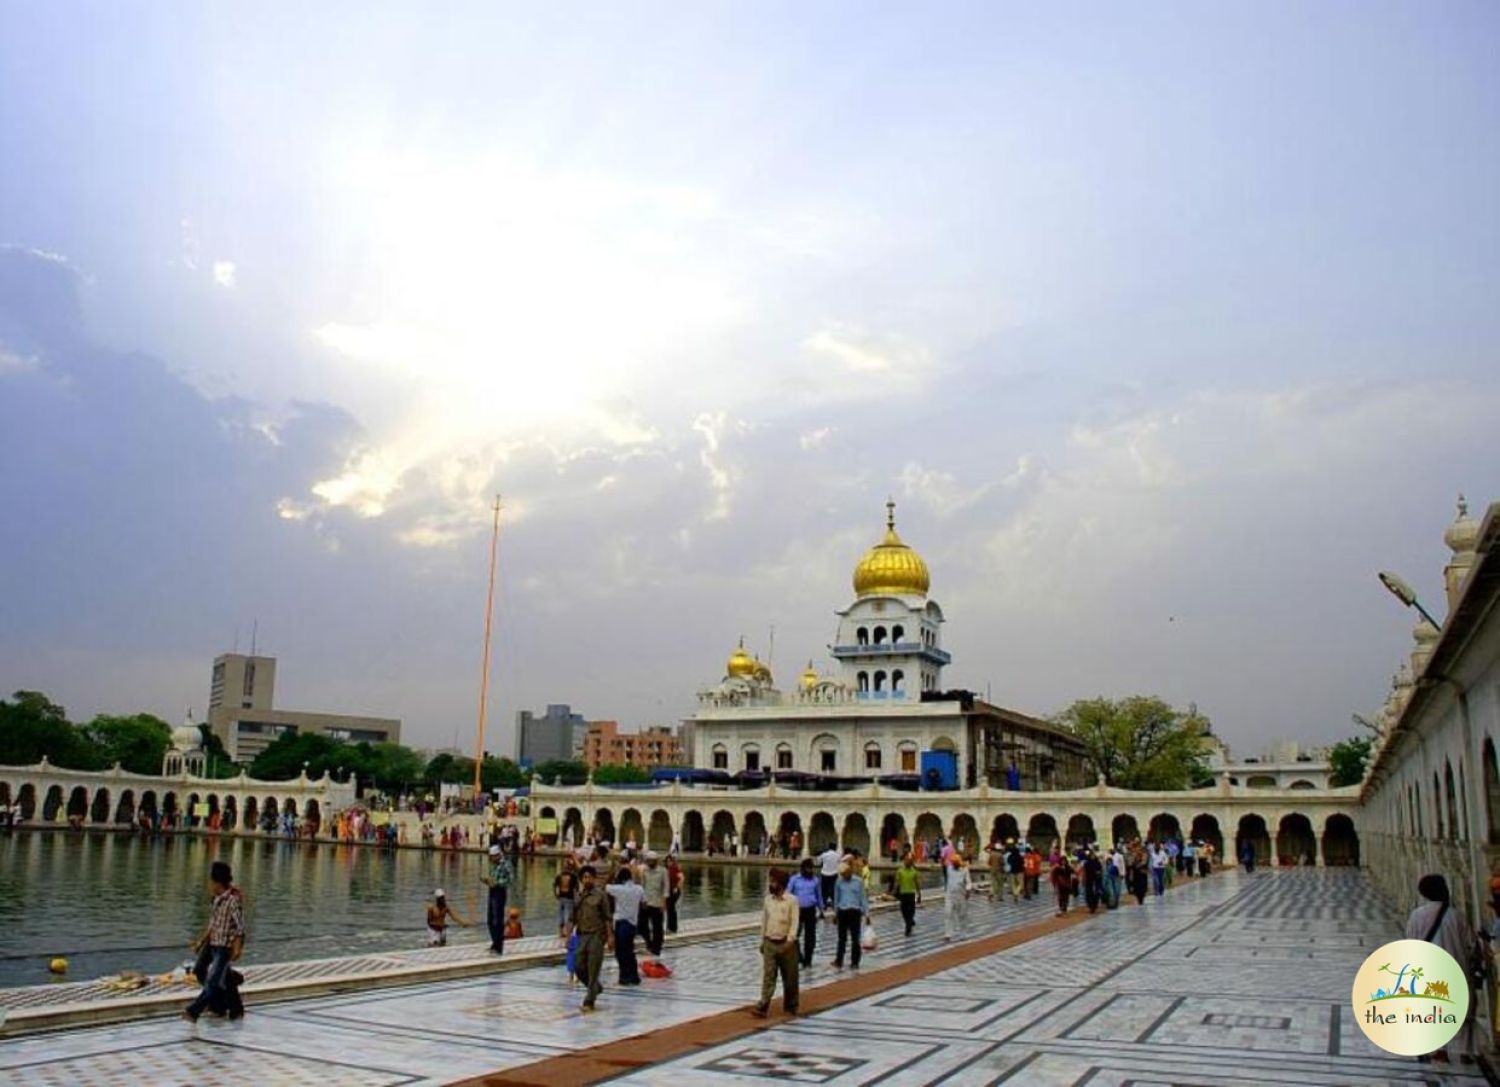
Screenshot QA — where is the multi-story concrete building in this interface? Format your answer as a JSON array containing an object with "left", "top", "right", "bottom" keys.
[
  {"left": 581, "top": 721, "right": 684, "bottom": 770},
  {"left": 517, "top": 704, "right": 585, "bottom": 765},
  {"left": 205, "top": 653, "right": 401, "bottom": 763}
]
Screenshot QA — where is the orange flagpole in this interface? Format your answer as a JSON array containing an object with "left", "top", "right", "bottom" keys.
[
  {"left": 470, "top": 496, "right": 501, "bottom": 934},
  {"left": 474, "top": 496, "right": 502, "bottom": 799}
]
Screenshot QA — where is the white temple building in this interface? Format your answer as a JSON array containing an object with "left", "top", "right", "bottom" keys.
[{"left": 684, "top": 501, "right": 1090, "bottom": 791}]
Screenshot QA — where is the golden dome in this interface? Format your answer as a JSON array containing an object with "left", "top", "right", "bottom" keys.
[
  {"left": 799, "top": 661, "right": 819, "bottom": 691},
  {"left": 852, "top": 500, "right": 930, "bottom": 598},
  {"left": 753, "top": 658, "right": 773, "bottom": 684},
  {"left": 726, "top": 638, "right": 757, "bottom": 679}
]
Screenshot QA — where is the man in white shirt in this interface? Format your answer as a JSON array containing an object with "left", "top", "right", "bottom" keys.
[
  {"left": 606, "top": 869, "right": 646, "bottom": 985},
  {"left": 818, "top": 845, "right": 842, "bottom": 912}
]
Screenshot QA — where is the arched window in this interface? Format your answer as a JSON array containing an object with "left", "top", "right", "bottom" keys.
[
  {"left": 1414, "top": 781, "right": 1423, "bottom": 837},
  {"left": 743, "top": 744, "right": 761, "bottom": 773},
  {"left": 812, "top": 734, "right": 838, "bottom": 773},
  {"left": 873, "top": 670, "right": 887, "bottom": 692},
  {"left": 711, "top": 744, "right": 728, "bottom": 770},
  {"left": 776, "top": 743, "right": 793, "bottom": 770},
  {"left": 1458, "top": 760, "right": 1470, "bottom": 842},
  {"left": 1433, "top": 772, "right": 1444, "bottom": 838},
  {"left": 892, "top": 624, "right": 904, "bottom": 643},
  {"left": 873, "top": 626, "right": 888, "bottom": 645},
  {"left": 865, "top": 742, "right": 882, "bottom": 770},
  {"left": 892, "top": 669, "right": 905, "bottom": 693},
  {"left": 898, "top": 741, "right": 918, "bottom": 773},
  {"left": 857, "top": 671, "right": 869, "bottom": 693},
  {"left": 1445, "top": 761, "right": 1459, "bottom": 842},
  {"left": 857, "top": 626, "right": 869, "bottom": 646}
]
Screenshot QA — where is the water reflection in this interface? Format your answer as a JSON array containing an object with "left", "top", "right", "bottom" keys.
[{"left": 0, "top": 832, "right": 794, "bottom": 987}]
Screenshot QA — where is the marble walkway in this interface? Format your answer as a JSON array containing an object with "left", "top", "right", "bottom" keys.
[{"left": 0, "top": 869, "right": 1485, "bottom": 1086}]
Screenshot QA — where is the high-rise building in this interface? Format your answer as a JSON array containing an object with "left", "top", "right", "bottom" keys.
[
  {"left": 205, "top": 653, "right": 401, "bottom": 762},
  {"left": 581, "top": 721, "right": 685, "bottom": 770},
  {"left": 517, "top": 704, "right": 585, "bottom": 764}
]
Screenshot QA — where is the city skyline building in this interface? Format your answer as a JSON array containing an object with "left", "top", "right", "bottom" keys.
[
  {"left": 581, "top": 720, "right": 685, "bottom": 771},
  {"left": 516, "top": 703, "right": 586, "bottom": 765},
  {"left": 205, "top": 653, "right": 401, "bottom": 763}
]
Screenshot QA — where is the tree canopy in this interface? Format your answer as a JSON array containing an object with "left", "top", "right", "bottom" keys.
[
  {"left": 1055, "top": 695, "right": 1213, "bottom": 790},
  {"left": 1, "top": 691, "right": 104, "bottom": 770},
  {"left": 84, "top": 713, "right": 174, "bottom": 775},
  {"left": 531, "top": 758, "right": 589, "bottom": 786},
  {"left": 1329, "top": 736, "right": 1373, "bottom": 787},
  {"left": 592, "top": 763, "right": 652, "bottom": 785}
]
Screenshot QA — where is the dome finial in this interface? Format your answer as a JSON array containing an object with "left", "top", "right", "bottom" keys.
[
  {"left": 1458, "top": 492, "right": 1468, "bottom": 518},
  {"left": 886, "top": 497, "right": 896, "bottom": 532}
]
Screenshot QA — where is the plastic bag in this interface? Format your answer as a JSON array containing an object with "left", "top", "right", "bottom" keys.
[
  {"left": 860, "top": 923, "right": 878, "bottom": 951},
  {"left": 565, "top": 930, "right": 579, "bottom": 976},
  {"left": 641, "top": 958, "right": 673, "bottom": 979}
]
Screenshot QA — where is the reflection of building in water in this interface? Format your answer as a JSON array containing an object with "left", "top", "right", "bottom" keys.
[
  {"left": 685, "top": 501, "right": 1089, "bottom": 791},
  {"left": 206, "top": 653, "right": 401, "bottom": 762}
]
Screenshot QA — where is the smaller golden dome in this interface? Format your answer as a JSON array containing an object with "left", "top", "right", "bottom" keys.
[
  {"left": 799, "top": 661, "right": 819, "bottom": 691},
  {"left": 852, "top": 500, "right": 930, "bottom": 598},
  {"left": 726, "top": 638, "right": 757, "bottom": 679},
  {"left": 753, "top": 657, "right": 773, "bottom": 683}
]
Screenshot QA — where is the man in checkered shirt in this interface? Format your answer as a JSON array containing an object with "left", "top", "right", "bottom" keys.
[{"left": 184, "top": 860, "right": 246, "bottom": 1022}]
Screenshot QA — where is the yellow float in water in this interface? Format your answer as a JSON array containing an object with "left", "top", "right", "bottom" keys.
[{"left": 48, "top": 958, "right": 67, "bottom": 974}]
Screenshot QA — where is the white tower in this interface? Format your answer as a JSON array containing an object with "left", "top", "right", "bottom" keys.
[{"left": 830, "top": 501, "right": 949, "bottom": 700}]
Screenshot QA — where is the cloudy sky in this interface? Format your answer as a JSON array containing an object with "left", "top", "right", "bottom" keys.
[{"left": 2, "top": 3, "right": 1497, "bottom": 757}]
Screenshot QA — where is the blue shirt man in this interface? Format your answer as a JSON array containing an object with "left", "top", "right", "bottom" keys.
[
  {"left": 832, "top": 869, "right": 870, "bottom": 969},
  {"left": 787, "top": 860, "right": 823, "bottom": 967}
]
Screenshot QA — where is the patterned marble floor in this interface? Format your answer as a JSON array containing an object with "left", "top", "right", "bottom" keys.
[
  {"left": 617, "top": 870, "right": 1488, "bottom": 1087},
  {"left": 0, "top": 870, "right": 1486, "bottom": 1085}
]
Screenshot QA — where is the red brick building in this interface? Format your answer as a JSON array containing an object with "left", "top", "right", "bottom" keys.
[{"left": 582, "top": 721, "right": 685, "bottom": 770}]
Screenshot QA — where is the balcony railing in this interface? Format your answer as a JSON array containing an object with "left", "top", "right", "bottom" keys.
[{"left": 831, "top": 641, "right": 952, "bottom": 664}]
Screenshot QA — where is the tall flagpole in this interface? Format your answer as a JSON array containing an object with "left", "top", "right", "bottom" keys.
[{"left": 473, "top": 496, "right": 502, "bottom": 801}]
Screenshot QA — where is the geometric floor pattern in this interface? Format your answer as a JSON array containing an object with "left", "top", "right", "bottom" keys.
[{"left": 1, "top": 869, "right": 1488, "bottom": 1085}]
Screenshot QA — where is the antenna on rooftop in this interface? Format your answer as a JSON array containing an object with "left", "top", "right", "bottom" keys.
[
  {"left": 232, "top": 625, "right": 240, "bottom": 654},
  {"left": 768, "top": 624, "right": 775, "bottom": 677},
  {"left": 250, "top": 619, "right": 259, "bottom": 657}
]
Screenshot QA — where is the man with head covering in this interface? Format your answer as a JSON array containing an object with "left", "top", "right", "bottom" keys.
[
  {"left": 569, "top": 865, "right": 614, "bottom": 1012},
  {"left": 753, "top": 867, "right": 800, "bottom": 1018},
  {"left": 639, "top": 851, "right": 669, "bottom": 956},
  {"left": 787, "top": 858, "right": 823, "bottom": 966},
  {"left": 481, "top": 843, "right": 515, "bottom": 954},
  {"left": 1405, "top": 874, "right": 1479, "bottom": 1065},
  {"left": 424, "top": 888, "right": 470, "bottom": 947}
]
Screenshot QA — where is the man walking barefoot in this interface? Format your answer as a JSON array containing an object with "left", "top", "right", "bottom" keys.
[
  {"left": 787, "top": 858, "right": 822, "bottom": 966},
  {"left": 753, "top": 868, "right": 800, "bottom": 1018},
  {"left": 895, "top": 851, "right": 922, "bottom": 936},
  {"left": 569, "top": 865, "right": 614, "bottom": 1012},
  {"left": 184, "top": 861, "right": 246, "bottom": 1023}
]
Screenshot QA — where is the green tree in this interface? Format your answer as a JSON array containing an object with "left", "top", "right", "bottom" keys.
[
  {"left": 1329, "top": 736, "right": 1373, "bottom": 787},
  {"left": 592, "top": 763, "right": 652, "bottom": 785},
  {"left": 1056, "top": 695, "right": 1211, "bottom": 791},
  {"left": 248, "top": 731, "right": 342, "bottom": 781},
  {"left": 531, "top": 758, "right": 588, "bottom": 786},
  {"left": 85, "top": 713, "right": 173, "bottom": 775},
  {"left": 424, "top": 752, "right": 472, "bottom": 784},
  {"left": 196, "top": 724, "right": 239, "bottom": 779},
  {"left": 0, "top": 691, "right": 101, "bottom": 769},
  {"left": 368, "top": 742, "right": 427, "bottom": 791},
  {"left": 481, "top": 756, "right": 528, "bottom": 790}
]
